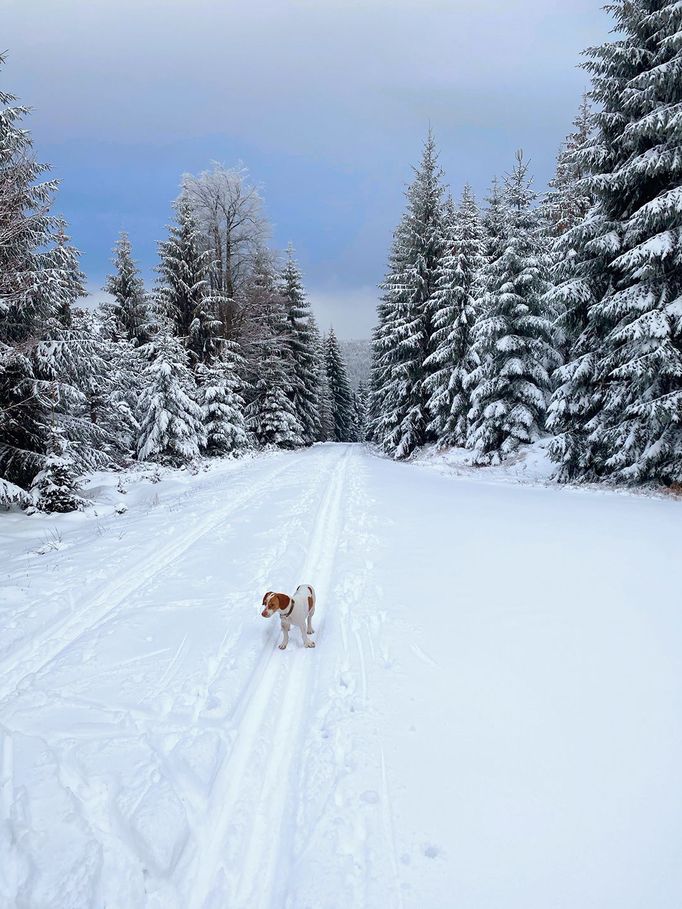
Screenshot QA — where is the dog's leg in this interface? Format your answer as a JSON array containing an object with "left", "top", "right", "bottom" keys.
[
  {"left": 306, "top": 608, "right": 315, "bottom": 635},
  {"left": 300, "top": 621, "right": 315, "bottom": 648},
  {"left": 279, "top": 619, "right": 290, "bottom": 650}
]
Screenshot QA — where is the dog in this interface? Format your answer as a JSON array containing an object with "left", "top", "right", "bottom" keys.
[{"left": 261, "top": 585, "right": 316, "bottom": 649}]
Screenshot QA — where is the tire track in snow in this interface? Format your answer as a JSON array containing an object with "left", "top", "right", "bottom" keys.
[
  {"left": 186, "top": 446, "right": 351, "bottom": 909},
  {"left": 0, "top": 454, "right": 317, "bottom": 707}
]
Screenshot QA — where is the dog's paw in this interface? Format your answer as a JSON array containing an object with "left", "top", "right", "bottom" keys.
[
  {"left": 304, "top": 640, "right": 316, "bottom": 648},
  {"left": 278, "top": 643, "right": 287, "bottom": 650},
  {"left": 308, "top": 628, "right": 315, "bottom": 634}
]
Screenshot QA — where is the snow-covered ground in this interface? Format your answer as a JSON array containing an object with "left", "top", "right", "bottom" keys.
[{"left": 1, "top": 443, "right": 681, "bottom": 908}]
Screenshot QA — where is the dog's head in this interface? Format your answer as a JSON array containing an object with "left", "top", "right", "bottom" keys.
[{"left": 261, "top": 591, "right": 285, "bottom": 617}]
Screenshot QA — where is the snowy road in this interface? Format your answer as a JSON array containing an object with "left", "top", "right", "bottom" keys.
[{"left": 1, "top": 444, "right": 682, "bottom": 908}]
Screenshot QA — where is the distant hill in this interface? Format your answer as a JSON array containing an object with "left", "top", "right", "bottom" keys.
[{"left": 340, "top": 339, "right": 371, "bottom": 390}]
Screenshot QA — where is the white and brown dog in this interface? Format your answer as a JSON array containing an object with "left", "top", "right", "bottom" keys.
[{"left": 261, "top": 585, "right": 316, "bottom": 649}]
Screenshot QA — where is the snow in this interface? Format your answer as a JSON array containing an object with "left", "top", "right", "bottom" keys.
[
  {"left": 1, "top": 443, "right": 681, "bottom": 908},
  {"left": 412, "top": 437, "right": 557, "bottom": 486}
]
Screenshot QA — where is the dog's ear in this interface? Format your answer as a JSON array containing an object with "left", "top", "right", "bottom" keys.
[{"left": 262, "top": 591, "right": 273, "bottom": 605}]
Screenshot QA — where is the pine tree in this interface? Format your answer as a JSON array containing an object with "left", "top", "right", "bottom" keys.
[
  {"left": 31, "top": 428, "right": 82, "bottom": 513},
  {"left": 279, "top": 246, "right": 322, "bottom": 444},
  {"left": 542, "top": 95, "right": 597, "bottom": 359},
  {"left": 242, "top": 252, "right": 304, "bottom": 448},
  {"left": 482, "top": 177, "right": 508, "bottom": 264},
  {"left": 95, "top": 330, "right": 142, "bottom": 461},
  {"left": 137, "top": 334, "right": 205, "bottom": 464},
  {"left": 0, "top": 58, "right": 91, "bottom": 495},
  {"left": 0, "top": 347, "right": 46, "bottom": 489},
  {"left": 311, "top": 320, "right": 334, "bottom": 441},
  {"left": 467, "top": 152, "right": 558, "bottom": 464},
  {"left": 548, "top": 1, "right": 682, "bottom": 484},
  {"left": 188, "top": 301, "right": 224, "bottom": 368},
  {"left": 544, "top": 94, "right": 595, "bottom": 240},
  {"left": 0, "top": 57, "right": 64, "bottom": 343},
  {"left": 197, "top": 341, "right": 247, "bottom": 456},
  {"left": 369, "top": 131, "right": 448, "bottom": 458},
  {"left": 352, "top": 382, "right": 368, "bottom": 442},
  {"left": 33, "top": 305, "right": 118, "bottom": 473},
  {"left": 324, "top": 328, "right": 354, "bottom": 442},
  {"left": 424, "top": 186, "right": 486, "bottom": 447},
  {"left": 104, "top": 232, "right": 152, "bottom": 346},
  {"left": 156, "top": 199, "right": 223, "bottom": 367}
]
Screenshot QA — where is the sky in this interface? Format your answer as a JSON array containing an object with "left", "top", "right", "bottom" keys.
[{"left": 4, "top": 0, "right": 612, "bottom": 338}]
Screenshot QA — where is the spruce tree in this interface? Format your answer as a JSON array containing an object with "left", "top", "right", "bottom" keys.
[
  {"left": 31, "top": 428, "right": 83, "bottom": 513},
  {"left": 369, "top": 131, "right": 448, "bottom": 458},
  {"left": 467, "top": 152, "right": 558, "bottom": 464},
  {"left": 324, "top": 328, "right": 354, "bottom": 442},
  {"left": 0, "top": 58, "right": 90, "bottom": 495},
  {"left": 549, "top": 1, "right": 682, "bottom": 484},
  {"left": 544, "top": 94, "right": 595, "bottom": 240},
  {"left": 104, "top": 232, "right": 152, "bottom": 346},
  {"left": 542, "top": 95, "right": 597, "bottom": 358},
  {"left": 424, "top": 186, "right": 486, "bottom": 447},
  {"left": 482, "top": 177, "right": 508, "bottom": 264},
  {"left": 0, "top": 347, "right": 46, "bottom": 489},
  {"left": 279, "top": 246, "right": 322, "bottom": 444},
  {"left": 196, "top": 341, "right": 247, "bottom": 456},
  {"left": 352, "top": 382, "right": 368, "bottom": 442},
  {"left": 156, "top": 199, "right": 223, "bottom": 367},
  {"left": 311, "top": 320, "right": 334, "bottom": 441},
  {"left": 94, "top": 329, "right": 142, "bottom": 461},
  {"left": 242, "top": 253, "right": 303, "bottom": 448},
  {"left": 137, "top": 334, "right": 205, "bottom": 464}
]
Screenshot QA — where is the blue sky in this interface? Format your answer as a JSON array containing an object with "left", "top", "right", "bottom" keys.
[{"left": 5, "top": 0, "right": 611, "bottom": 337}]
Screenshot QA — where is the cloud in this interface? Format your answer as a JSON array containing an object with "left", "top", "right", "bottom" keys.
[
  {"left": 3, "top": 0, "right": 611, "bottom": 337},
  {"left": 5, "top": 0, "right": 606, "bottom": 158},
  {"left": 309, "top": 285, "right": 378, "bottom": 340}
]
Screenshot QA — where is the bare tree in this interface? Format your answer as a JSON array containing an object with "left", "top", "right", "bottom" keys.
[{"left": 179, "top": 163, "right": 269, "bottom": 338}]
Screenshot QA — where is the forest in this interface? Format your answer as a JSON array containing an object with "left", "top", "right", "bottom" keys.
[{"left": 2, "top": 0, "right": 681, "bottom": 514}]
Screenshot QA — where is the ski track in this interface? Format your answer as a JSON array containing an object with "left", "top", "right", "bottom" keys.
[
  {"left": 3, "top": 444, "right": 680, "bottom": 909},
  {"left": 187, "top": 446, "right": 350, "bottom": 909},
  {"left": 0, "top": 455, "right": 303, "bottom": 706}
]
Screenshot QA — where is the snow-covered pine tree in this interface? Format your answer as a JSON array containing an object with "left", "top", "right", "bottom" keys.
[
  {"left": 136, "top": 334, "right": 205, "bottom": 464},
  {"left": 467, "top": 152, "right": 558, "bottom": 464},
  {"left": 156, "top": 199, "right": 223, "bottom": 367},
  {"left": 369, "top": 131, "right": 448, "bottom": 458},
  {"left": 544, "top": 93, "right": 595, "bottom": 240},
  {"left": 352, "top": 382, "right": 368, "bottom": 442},
  {"left": 541, "top": 95, "right": 597, "bottom": 359},
  {"left": 196, "top": 340, "right": 248, "bottom": 456},
  {"left": 33, "top": 308, "right": 116, "bottom": 473},
  {"left": 549, "top": 0, "right": 682, "bottom": 485},
  {"left": 31, "top": 427, "right": 83, "bottom": 513},
  {"left": 310, "top": 319, "right": 334, "bottom": 441},
  {"left": 29, "top": 229, "right": 124, "bottom": 476},
  {"left": 188, "top": 301, "right": 224, "bottom": 368},
  {"left": 242, "top": 252, "right": 304, "bottom": 448},
  {"left": 424, "top": 186, "right": 486, "bottom": 447},
  {"left": 0, "top": 58, "right": 92, "bottom": 495},
  {"left": 324, "top": 328, "right": 354, "bottom": 442},
  {"left": 104, "top": 232, "right": 153, "bottom": 346},
  {"left": 279, "top": 246, "right": 322, "bottom": 444},
  {"left": 0, "top": 347, "right": 46, "bottom": 491},
  {"left": 482, "top": 177, "right": 508, "bottom": 264},
  {"left": 94, "top": 328, "right": 142, "bottom": 460}
]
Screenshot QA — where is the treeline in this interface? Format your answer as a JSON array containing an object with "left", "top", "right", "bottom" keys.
[
  {"left": 0, "top": 57, "right": 365, "bottom": 512},
  {"left": 370, "top": 0, "right": 682, "bottom": 486}
]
